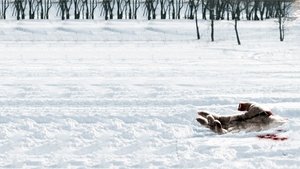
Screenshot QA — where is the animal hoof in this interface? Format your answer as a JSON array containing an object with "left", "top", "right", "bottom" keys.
[
  {"left": 198, "top": 111, "right": 209, "bottom": 117},
  {"left": 196, "top": 116, "right": 208, "bottom": 125},
  {"left": 207, "top": 115, "right": 215, "bottom": 125}
]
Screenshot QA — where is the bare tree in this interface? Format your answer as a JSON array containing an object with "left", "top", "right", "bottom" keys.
[
  {"left": 194, "top": 0, "right": 201, "bottom": 39},
  {"left": 160, "top": 0, "right": 168, "bottom": 19},
  {"left": 144, "top": 0, "right": 152, "bottom": 20},
  {"left": 66, "top": 0, "right": 72, "bottom": 19},
  {"left": 215, "top": 0, "right": 226, "bottom": 20},
  {"left": 258, "top": 0, "right": 265, "bottom": 20},
  {"left": 125, "top": 0, "right": 141, "bottom": 19},
  {"left": 185, "top": 0, "right": 196, "bottom": 19},
  {"left": 203, "top": 0, "right": 217, "bottom": 42},
  {"left": 28, "top": 0, "right": 38, "bottom": 19},
  {"left": 176, "top": 0, "right": 184, "bottom": 19},
  {"left": 83, "top": 0, "right": 98, "bottom": 19},
  {"left": 133, "top": 0, "right": 140, "bottom": 19},
  {"left": 169, "top": 0, "right": 183, "bottom": 19},
  {"left": 74, "top": 0, "right": 83, "bottom": 19},
  {"left": 202, "top": 0, "right": 208, "bottom": 19},
  {"left": 126, "top": 0, "right": 132, "bottom": 19},
  {"left": 90, "top": 0, "right": 98, "bottom": 19},
  {"left": 116, "top": 0, "right": 126, "bottom": 19},
  {"left": 58, "top": 0, "right": 66, "bottom": 20},
  {"left": 243, "top": 0, "right": 252, "bottom": 20},
  {"left": 209, "top": 0, "right": 215, "bottom": 42},
  {"left": 151, "top": 0, "right": 159, "bottom": 19},
  {"left": 229, "top": 0, "right": 245, "bottom": 45},
  {"left": 102, "top": 0, "right": 115, "bottom": 20},
  {"left": 276, "top": 0, "right": 294, "bottom": 41},
  {"left": 0, "top": 0, "right": 9, "bottom": 19},
  {"left": 169, "top": 0, "right": 175, "bottom": 19},
  {"left": 102, "top": 0, "right": 110, "bottom": 20},
  {"left": 144, "top": 0, "right": 158, "bottom": 20},
  {"left": 14, "top": 0, "right": 27, "bottom": 20},
  {"left": 82, "top": 0, "right": 88, "bottom": 19},
  {"left": 41, "top": 0, "right": 52, "bottom": 19},
  {"left": 58, "top": 0, "right": 73, "bottom": 20}
]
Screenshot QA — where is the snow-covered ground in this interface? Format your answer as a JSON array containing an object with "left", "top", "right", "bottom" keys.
[{"left": 0, "top": 17, "right": 300, "bottom": 168}]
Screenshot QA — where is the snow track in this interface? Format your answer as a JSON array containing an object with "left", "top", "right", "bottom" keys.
[{"left": 0, "top": 20, "right": 300, "bottom": 168}]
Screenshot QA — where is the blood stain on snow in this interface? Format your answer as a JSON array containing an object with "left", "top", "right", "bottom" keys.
[{"left": 257, "top": 133, "right": 288, "bottom": 141}]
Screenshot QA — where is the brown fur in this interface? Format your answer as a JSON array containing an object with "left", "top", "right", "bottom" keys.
[{"left": 196, "top": 103, "right": 284, "bottom": 134}]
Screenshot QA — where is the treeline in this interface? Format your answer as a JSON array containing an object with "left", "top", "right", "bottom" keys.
[
  {"left": 191, "top": 0, "right": 294, "bottom": 44},
  {"left": 0, "top": 0, "right": 296, "bottom": 20}
]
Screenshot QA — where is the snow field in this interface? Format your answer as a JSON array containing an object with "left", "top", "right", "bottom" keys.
[{"left": 0, "top": 18, "right": 300, "bottom": 168}]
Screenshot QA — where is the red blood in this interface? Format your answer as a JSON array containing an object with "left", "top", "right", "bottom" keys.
[
  {"left": 256, "top": 133, "right": 288, "bottom": 141},
  {"left": 264, "top": 134, "right": 276, "bottom": 138}
]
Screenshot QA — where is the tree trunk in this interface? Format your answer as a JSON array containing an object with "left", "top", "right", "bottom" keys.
[
  {"left": 254, "top": 5, "right": 259, "bottom": 20},
  {"left": 235, "top": 18, "right": 241, "bottom": 45},
  {"left": 105, "top": 10, "right": 108, "bottom": 20},
  {"left": 17, "top": 9, "right": 20, "bottom": 20},
  {"left": 40, "top": 0, "right": 44, "bottom": 19},
  {"left": 110, "top": 13, "right": 113, "bottom": 19},
  {"left": 202, "top": 1, "right": 206, "bottom": 20},
  {"left": 62, "top": 9, "right": 65, "bottom": 20},
  {"left": 66, "top": 12, "right": 70, "bottom": 19},
  {"left": 279, "top": 14, "right": 284, "bottom": 41},
  {"left": 211, "top": 19, "right": 214, "bottom": 42},
  {"left": 129, "top": 2, "right": 132, "bottom": 19},
  {"left": 195, "top": 12, "right": 200, "bottom": 40},
  {"left": 22, "top": 9, "right": 26, "bottom": 19}
]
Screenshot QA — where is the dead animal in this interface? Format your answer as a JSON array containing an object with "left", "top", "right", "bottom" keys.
[{"left": 196, "top": 103, "right": 286, "bottom": 134}]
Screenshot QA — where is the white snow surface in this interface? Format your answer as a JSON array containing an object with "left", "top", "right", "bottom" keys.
[{"left": 0, "top": 18, "right": 300, "bottom": 168}]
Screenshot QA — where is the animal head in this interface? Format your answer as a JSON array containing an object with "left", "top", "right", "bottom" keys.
[{"left": 238, "top": 102, "right": 252, "bottom": 111}]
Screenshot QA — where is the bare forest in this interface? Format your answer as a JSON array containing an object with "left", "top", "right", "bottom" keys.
[
  {"left": 0, "top": 0, "right": 295, "bottom": 21},
  {"left": 0, "top": 0, "right": 296, "bottom": 43}
]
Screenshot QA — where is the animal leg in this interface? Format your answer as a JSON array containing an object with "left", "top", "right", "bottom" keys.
[
  {"left": 214, "top": 120, "right": 228, "bottom": 134},
  {"left": 196, "top": 116, "right": 208, "bottom": 125},
  {"left": 198, "top": 111, "right": 209, "bottom": 117},
  {"left": 198, "top": 111, "right": 220, "bottom": 120},
  {"left": 196, "top": 112, "right": 228, "bottom": 134}
]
